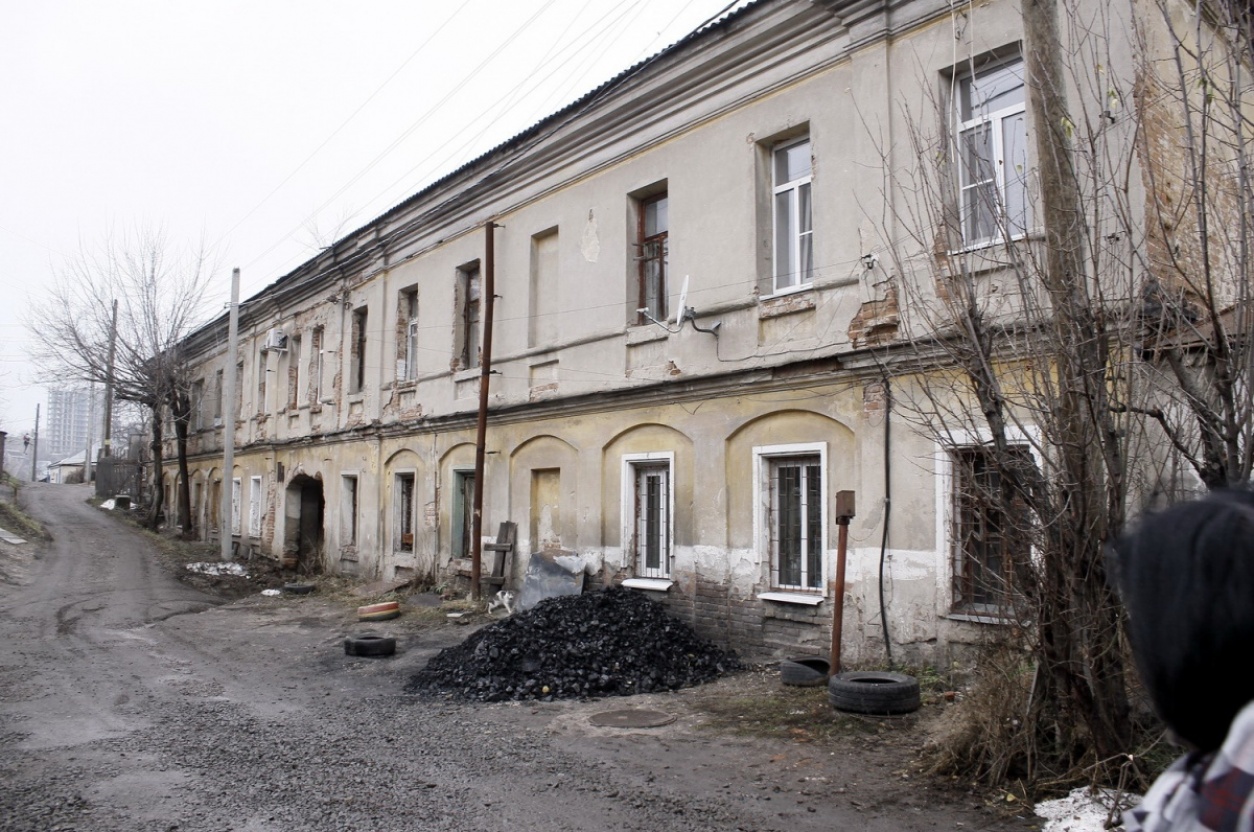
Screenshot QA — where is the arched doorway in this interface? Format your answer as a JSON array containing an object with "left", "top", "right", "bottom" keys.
[{"left": 284, "top": 474, "right": 325, "bottom": 570}]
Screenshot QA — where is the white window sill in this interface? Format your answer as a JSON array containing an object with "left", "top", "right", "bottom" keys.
[
  {"left": 759, "top": 591, "right": 825, "bottom": 606},
  {"left": 622, "top": 578, "right": 673, "bottom": 592},
  {"left": 759, "top": 283, "right": 814, "bottom": 303},
  {"left": 947, "top": 611, "right": 1016, "bottom": 625}
]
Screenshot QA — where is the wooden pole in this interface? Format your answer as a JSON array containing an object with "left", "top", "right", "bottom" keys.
[{"left": 830, "top": 490, "right": 855, "bottom": 673}]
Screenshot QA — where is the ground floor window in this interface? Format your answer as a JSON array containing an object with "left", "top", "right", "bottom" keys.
[
  {"left": 755, "top": 444, "right": 826, "bottom": 593},
  {"left": 341, "top": 474, "right": 358, "bottom": 546},
  {"left": 950, "top": 445, "right": 1030, "bottom": 613},
  {"left": 248, "top": 475, "right": 262, "bottom": 537},
  {"left": 623, "top": 454, "right": 672, "bottom": 579},
  {"left": 452, "top": 470, "right": 476, "bottom": 559},
  {"left": 231, "top": 478, "right": 242, "bottom": 536},
  {"left": 395, "top": 472, "right": 415, "bottom": 552}
]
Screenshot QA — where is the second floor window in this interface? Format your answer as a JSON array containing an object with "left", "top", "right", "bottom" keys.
[
  {"left": 402, "top": 289, "right": 419, "bottom": 381},
  {"left": 956, "top": 58, "right": 1031, "bottom": 247},
  {"left": 350, "top": 307, "right": 368, "bottom": 393},
  {"left": 637, "top": 193, "right": 668, "bottom": 323},
  {"left": 460, "top": 266, "right": 481, "bottom": 370},
  {"left": 772, "top": 137, "right": 812, "bottom": 292},
  {"left": 311, "top": 327, "right": 324, "bottom": 403}
]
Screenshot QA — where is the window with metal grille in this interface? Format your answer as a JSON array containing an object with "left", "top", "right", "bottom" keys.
[
  {"left": 631, "top": 461, "right": 670, "bottom": 578},
  {"left": 637, "top": 193, "right": 668, "bottom": 324},
  {"left": 769, "top": 455, "right": 822, "bottom": 590},
  {"left": 951, "top": 445, "right": 1029, "bottom": 612},
  {"left": 453, "top": 470, "right": 475, "bottom": 559},
  {"left": 395, "top": 472, "right": 415, "bottom": 552}
]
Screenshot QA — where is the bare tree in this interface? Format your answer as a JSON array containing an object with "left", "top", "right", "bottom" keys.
[
  {"left": 28, "top": 227, "right": 214, "bottom": 533},
  {"left": 864, "top": 0, "right": 1254, "bottom": 787}
]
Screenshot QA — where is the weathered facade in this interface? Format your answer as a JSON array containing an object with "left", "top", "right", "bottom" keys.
[{"left": 169, "top": 0, "right": 1207, "bottom": 662}]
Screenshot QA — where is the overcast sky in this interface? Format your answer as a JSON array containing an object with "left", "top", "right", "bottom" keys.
[{"left": 0, "top": 0, "right": 746, "bottom": 437}]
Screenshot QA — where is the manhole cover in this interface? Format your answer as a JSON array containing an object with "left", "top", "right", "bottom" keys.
[{"left": 588, "top": 709, "right": 677, "bottom": 729}]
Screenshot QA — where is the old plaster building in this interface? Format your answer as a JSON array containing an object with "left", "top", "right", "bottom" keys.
[{"left": 171, "top": 0, "right": 1205, "bottom": 662}]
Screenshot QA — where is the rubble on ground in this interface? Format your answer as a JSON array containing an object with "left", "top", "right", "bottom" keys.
[{"left": 407, "top": 587, "right": 739, "bottom": 702}]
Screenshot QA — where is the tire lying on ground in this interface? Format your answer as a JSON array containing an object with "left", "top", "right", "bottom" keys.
[
  {"left": 282, "top": 582, "right": 315, "bottom": 595},
  {"left": 358, "top": 600, "right": 400, "bottom": 621},
  {"left": 344, "top": 633, "right": 397, "bottom": 657},
  {"left": 828, "top": 671, "right": 921, "bottom": 715},
  {"left": 780, "top": 657, "right": 831, "bottom": 687}
]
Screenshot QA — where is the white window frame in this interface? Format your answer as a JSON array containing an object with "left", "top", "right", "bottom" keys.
[
  {"left": 621, "top": 452, "right": 674, "bottom": 581},
  {"left": 935, "top": 427, "right": 1042, "bottom": 621},
  {"left": 954, "top": 57, "right": 1031, "bottom": 249},
  {"left": 248, "top": 475, "right": 262, "bottom": 537},
  {"left": 753, "top": 442, "right": 827, "bottom": 598},
  {"left": 405, "top": 289, "right": 419, "bottom": 381},
  {"left": 771, "top": 136, "right": 813, "bottom": 294},
  {"left": 394, "top": 471, "right": 415, "bottom": 553}
]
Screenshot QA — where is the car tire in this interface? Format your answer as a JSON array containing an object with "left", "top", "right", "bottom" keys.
[
  {"left": 780, "top": 657, "right": 831, "bottom": 687},
  {"left": 358, "top": 600, "right": 401, "bottom": 621},
  {"left": 283, "top": 582, "right": 315, "bottom": 595},
  {"left": 344, "top": 634, "right": 397, "bottom": 657},
  {"left": 828, "top": 671, "right": 921, "bottom": 715}
]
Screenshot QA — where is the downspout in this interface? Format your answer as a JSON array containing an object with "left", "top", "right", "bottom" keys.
[{"left": 878, "top": 376, "right": 893, "bottom": 666}]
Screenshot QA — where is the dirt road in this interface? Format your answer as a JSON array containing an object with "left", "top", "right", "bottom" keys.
[{"left": 0, "top": 484, "right": 1033, "bottom": 831}]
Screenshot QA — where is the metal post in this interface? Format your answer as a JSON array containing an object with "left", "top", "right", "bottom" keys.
[
  {"left": 103, "top": 299, "right": 118, "bottom": 458},
  {"left": 30, "top": 404, "right": 39, "bottom": 482},
  {"left": 220, "top": 268, "right": 240, "bottom": 562},
  {"left": 830, "top": 490, "right": 856, "bottom": 674},
  {"left": 470, "top": 221, "right": 498, "bottom": 600}
]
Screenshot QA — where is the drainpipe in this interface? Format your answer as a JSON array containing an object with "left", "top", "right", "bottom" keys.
[
  {"left": 470, "top": 221, "right": 498, "bottom": 600},
  {"left": 878, "top": 377, "right": 893, "bottom": 666}
]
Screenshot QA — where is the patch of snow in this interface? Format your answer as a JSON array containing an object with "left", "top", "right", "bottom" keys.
[
  {"left": 1034, "top": 787, "right": 1139, "bottom": 832},
  {"left": 100, "top": 499, "right": 116, "bottom": 510},
  {"left": 185, "top": 561, "right": 248, "bottom": 578},
  {"left": 261, "top": 589, "right": 281, "bottom": 597}
]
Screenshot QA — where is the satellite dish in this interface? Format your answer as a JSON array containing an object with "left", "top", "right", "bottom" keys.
[{"left": 674, "top": 275, "right": 689, "bottom": 327}]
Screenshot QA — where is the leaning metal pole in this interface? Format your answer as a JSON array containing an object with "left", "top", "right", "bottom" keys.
[
  {"left": 470, "top": 221, "right": 498, "bottom": 600},
  {"left": 220, "top": 268, "right": 240, "bottom": 563}
]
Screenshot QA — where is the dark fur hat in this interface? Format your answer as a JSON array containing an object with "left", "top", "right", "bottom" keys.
[{"left": 1113, "top": 490, "right": 1254, "bottom": 752}]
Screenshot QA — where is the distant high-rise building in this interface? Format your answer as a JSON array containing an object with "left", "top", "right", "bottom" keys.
[{"left": 46, "top": 388, "right": 100, "bottom": 460}]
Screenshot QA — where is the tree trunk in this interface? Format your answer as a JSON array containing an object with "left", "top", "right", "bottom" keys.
[
  {"left": 170, "top": 391, "right": 194, "bottom": 539},
  {"left": 1023, "top": 0, "right": 1130, "bottom": 756},
  {"left": 147, "top": 402, "right": 165, "bottom": 530}
]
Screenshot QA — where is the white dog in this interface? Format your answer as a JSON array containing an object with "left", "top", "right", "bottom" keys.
[{"left": 486, "top": 590, "right": 516, "bottom": 616}]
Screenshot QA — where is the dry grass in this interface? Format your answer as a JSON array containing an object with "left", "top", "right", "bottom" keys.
[{"left": 687, "top": 665, "right": 920, "bottom": 744}]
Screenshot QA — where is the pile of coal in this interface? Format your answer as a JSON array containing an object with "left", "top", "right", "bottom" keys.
[{"left": 406, "top": 588, "right": 739, "bottom": 702}]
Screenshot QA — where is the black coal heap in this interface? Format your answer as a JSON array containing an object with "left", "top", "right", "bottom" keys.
[{"left": 406, "top": 588, "right": 739, "bottom": 702}]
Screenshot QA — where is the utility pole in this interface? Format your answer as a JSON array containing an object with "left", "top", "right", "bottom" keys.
[
  {"left": 30, "top": 404, "right": 39, "bottom": 482},
  {"left": 84, "top": 384, "right": 95, "bottom": 486},
  {"left": 102, "top": 298, "right": 118, "bottom": 458},
  {"left": 220, "top": 268, "right": 240, "bottom": 562},
  {"left": 470, "top": 221, "right": 498, "bottom": 600}
]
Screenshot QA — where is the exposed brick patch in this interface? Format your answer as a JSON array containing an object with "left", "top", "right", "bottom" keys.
[
  {"left": 759, "top": 292, "right": 816, "bottom": 319},
  {"left": 847, "top": 285, "right": 900, "bottom": 347}
]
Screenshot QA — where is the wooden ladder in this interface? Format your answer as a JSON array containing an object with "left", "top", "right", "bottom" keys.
[{"left": 480, "top": 521, "right": 517, "bottom": 595}]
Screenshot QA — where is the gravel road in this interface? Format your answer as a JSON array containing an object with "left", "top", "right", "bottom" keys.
[{"left": 0, "top": 484, "right": 1032, "bottom": 831}]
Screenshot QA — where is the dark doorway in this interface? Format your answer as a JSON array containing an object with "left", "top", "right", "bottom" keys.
[{"left": 284, "top": 474, "right": 325, "bottom": 570}]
